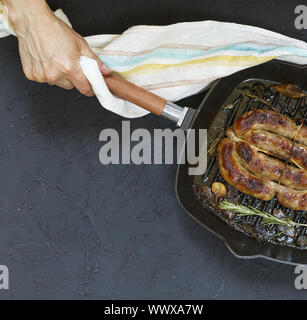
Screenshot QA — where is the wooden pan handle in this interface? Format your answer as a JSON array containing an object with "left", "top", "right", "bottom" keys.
[{"left": 104, "top": 73, "right": 167, "bottom": 116}]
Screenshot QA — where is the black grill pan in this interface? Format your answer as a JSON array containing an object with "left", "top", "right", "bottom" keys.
[{"left": 175, "top": 60, "right": 307, "bottom": 265}]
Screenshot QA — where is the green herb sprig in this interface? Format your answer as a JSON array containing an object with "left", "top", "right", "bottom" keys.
[{"left": 219, "top": 200, "right": 307, "bottom": 229}]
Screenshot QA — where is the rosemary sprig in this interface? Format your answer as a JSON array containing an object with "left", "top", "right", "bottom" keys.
[{"left": 219, "top": 200, "right": 307, "bottom": 229}]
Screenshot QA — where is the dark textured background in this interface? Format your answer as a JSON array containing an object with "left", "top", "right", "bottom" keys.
[{"left": 0, "top": 0, "right": 307, "bottom": 299}]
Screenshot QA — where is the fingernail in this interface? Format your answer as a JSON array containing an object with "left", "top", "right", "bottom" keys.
[{"left": 101, "top": 64, "right": 112, "bottom": 72}]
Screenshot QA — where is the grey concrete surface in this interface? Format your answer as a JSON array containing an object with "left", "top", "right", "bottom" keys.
[{"left": 0, "top": 0, "right": 307, "bottom": 299}]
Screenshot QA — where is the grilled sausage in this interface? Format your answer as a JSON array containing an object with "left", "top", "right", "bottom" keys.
[
  {"left": 232, "top": 109, "right": 307, "bottom": 146},
  {"left": 217, "top": 138, "right": 277, "bottom": 201},
  {"left": 241, "top": 130, "right": 307, "bottom": 171},
  {"left": 277, "top": 186, "right": 307, "bottom": 211},
  {"left": 218, "top": 138, "right": 307, "bottom": 210},
  {"left": 236, "top": 141, "right": 307, "bottom": 190}
]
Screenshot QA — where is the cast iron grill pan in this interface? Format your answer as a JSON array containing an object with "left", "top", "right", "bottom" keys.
[{"left": 176, "top": 60, "right": 307, "bottom": 265}]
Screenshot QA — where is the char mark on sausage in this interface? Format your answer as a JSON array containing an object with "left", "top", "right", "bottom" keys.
[
  {"left": 236, "top": 141, "right": 307, "bottom": 190},
  {"left": 241, "top": 130, "right": 307, "bottom": 171}
]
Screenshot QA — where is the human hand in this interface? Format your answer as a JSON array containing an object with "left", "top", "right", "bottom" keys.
[{"left": 4, "top": 0, "right": 111, "bottom": 96}]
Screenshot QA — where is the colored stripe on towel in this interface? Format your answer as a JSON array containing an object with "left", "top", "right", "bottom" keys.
[{"left": 115, "top": 55, "right": 276, "bottom": 78}]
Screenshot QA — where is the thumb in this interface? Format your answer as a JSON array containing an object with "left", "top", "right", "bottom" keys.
[{"left": 82, "top": 45, "right": 112, "bottom": 75}]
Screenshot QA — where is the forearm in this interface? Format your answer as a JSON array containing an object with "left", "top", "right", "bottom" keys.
[{"left": 3, "top": 0, "right": 52, "bottom": 29}]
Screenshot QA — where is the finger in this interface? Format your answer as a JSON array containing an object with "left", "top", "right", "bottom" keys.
[
  {"left": 31, "top": 61, "right": 46, "bottom": 83},
  {"left": 18, "top": 42, "right": 35, "bottom": 81},
  {"left": 70, "top": 67, "right": 95, "bottom": 97},
  {"left": 55, "top": 79, "right": 74, "bottom": 90},
  {"left": 21, "top": 61, "right": 35, "bottom": 81},
  {"left": 99, "top": 62, "right": 112, "bottom": 75},
  {"left": 72, "top": 77, "right": 94, "bottom": 96},
  {"left": 81, "top": 45, "right": 112, "bottom": 75}
]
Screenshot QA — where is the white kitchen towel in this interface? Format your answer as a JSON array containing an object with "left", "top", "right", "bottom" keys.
[{"left": 2, "top": 3, "right": 307, "bottom": 118}]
